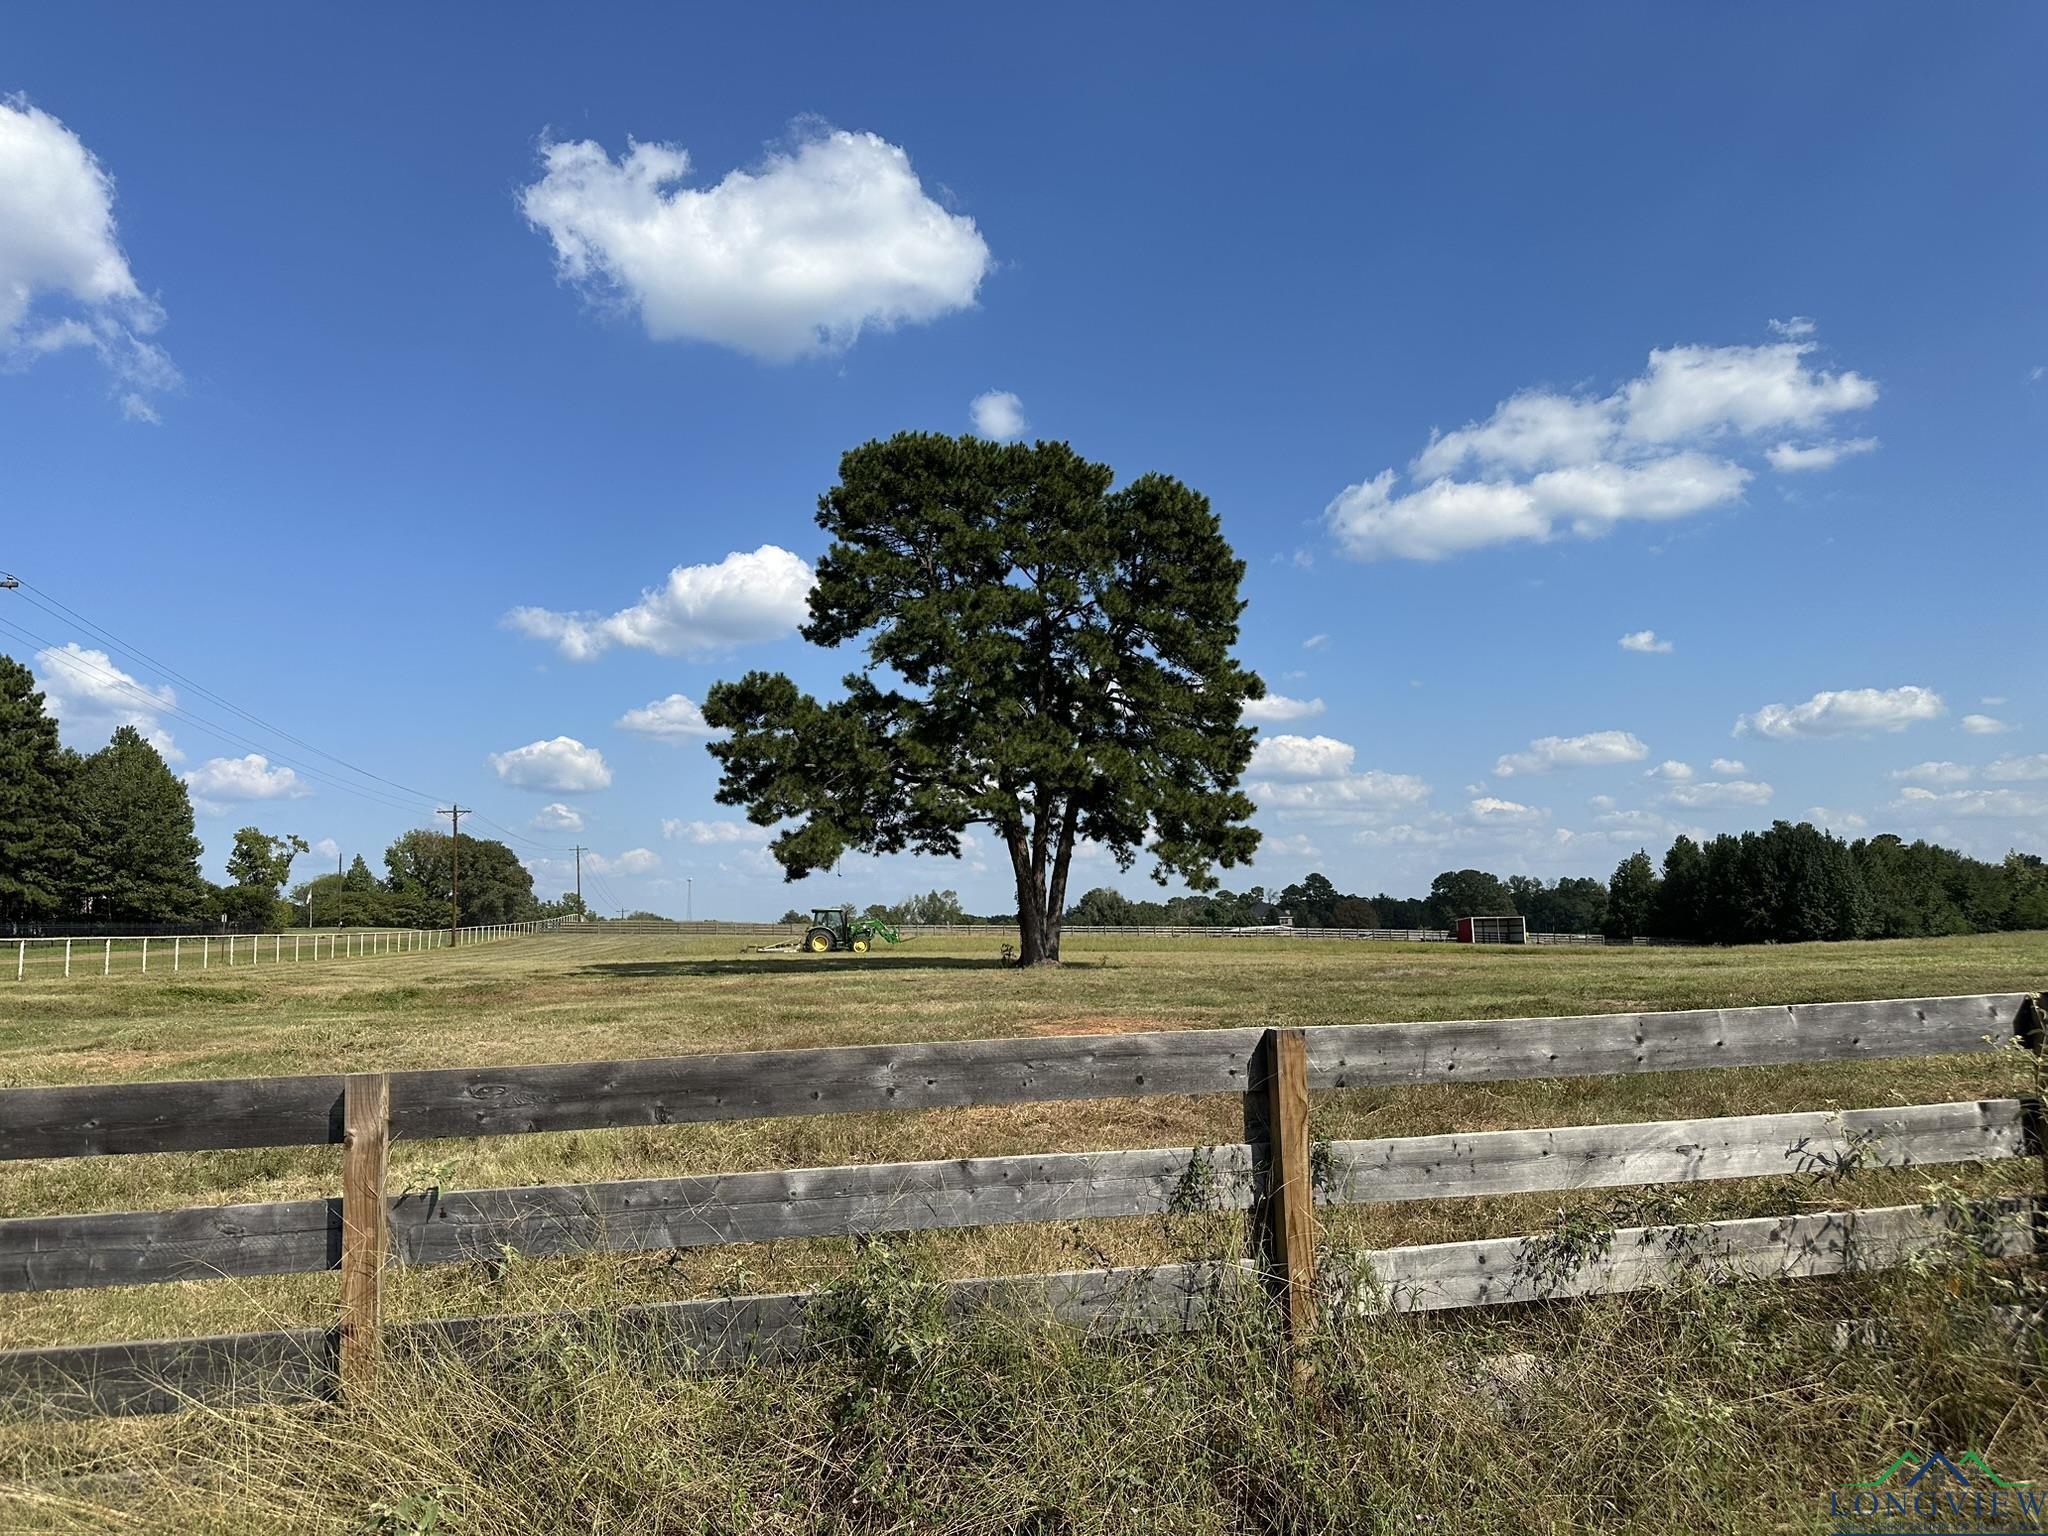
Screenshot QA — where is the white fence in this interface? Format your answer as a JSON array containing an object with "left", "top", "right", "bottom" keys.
[{"left": 11, "top": 921, "right": 547, "bottom": 982}]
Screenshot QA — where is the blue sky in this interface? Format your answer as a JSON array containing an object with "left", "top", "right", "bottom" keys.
[{"left": 2, "top": 6, "right": 2044, "bottom": 918}]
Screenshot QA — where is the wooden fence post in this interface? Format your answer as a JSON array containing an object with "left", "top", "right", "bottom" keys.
[
  {"left": 1260, "top": 1026, "right": 1317, "bottom": 1346},
  {"left": 339, "top": 1072, "right": 390, "bottom": 1399}
]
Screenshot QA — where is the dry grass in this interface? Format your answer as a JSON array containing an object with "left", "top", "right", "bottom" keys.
[{"left": 4, "top": 930, "right": 2048, "bottom": 1532}]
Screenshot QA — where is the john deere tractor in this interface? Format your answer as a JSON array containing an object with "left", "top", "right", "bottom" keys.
[{"left": 803, "top": 906, "right": 904, "bottom": 953}]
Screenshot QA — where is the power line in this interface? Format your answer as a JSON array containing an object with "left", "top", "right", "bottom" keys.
[
  {"left": 0, "top": 612, "right": 435, "bottom": 816},
  {"left": 5, "top": 575, "right": 451, "bottom": 808}
]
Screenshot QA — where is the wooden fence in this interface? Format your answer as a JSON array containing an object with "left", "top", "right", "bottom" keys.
[{"left": 0, "top": 991, "right": 2038, "bottom": 1417}]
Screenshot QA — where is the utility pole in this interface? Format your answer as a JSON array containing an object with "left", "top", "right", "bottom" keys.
[
  {"left": 687, "top": 877, "right": 693, "bottom": 922},
  {"left": 572, "top": 845, "right": 585, "bottom": 918},
  {"left": 437, "top": 806, "right": 468, "bottom": 943}
]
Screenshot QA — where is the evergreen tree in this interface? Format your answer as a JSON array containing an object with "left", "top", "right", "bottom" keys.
[
  {"left": 0, "top": 654, "right": 79, "bottom": 920},
  {"left": 705, "top": 433, "right": 1263, "bottom": 965},
  {"left": 1605, "top": 850, "right": 1660, "bottom": 940},
  {"left": 72, "top": 726, "right": 204, "bottom": 921}
]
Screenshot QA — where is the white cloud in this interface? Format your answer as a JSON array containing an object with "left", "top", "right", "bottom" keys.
[
  {"left": 1302, "top": 633, "right": 1330, "bottom": 651},
  {"left": 1736, "top": 685, "right": 1944, "bottom": 739},
  {"left": 1325, "top": 330, "right": 1876, "bottom": 561},
  {"left": 1619, "top": 629, "right": 1672, "bottom": 654},
  {"left": 1242, "top": 693, "right": 1326, "bottom": 724},
  {"left": 519, "top": 125, "right": 990, "bottom": 362},
  {"left": 616, "top": 692, "right": 718, "bottom": 739},
  {"left": 1983, "top": 696, "right": 2008, "bottom": 707},
  {"left": 0, "top": 98, "right": 178, "bottom": 417},
  {"left": 1709, "top": 758, "right": 1747, "bottom": 775},
  {"left": 1890, "top": 761, "right": 1973, "bottom": 785},
  {"left": 1644, "top": 760, "right": 1695, "bottom": 782},
  {"left": 1987, "top": 755, "right": 2048, "bottom": 783},
  {"left": 509, "top": 546, "right": 814, "bottom": 661},
  {"left": 1248, "top": 734, "right": 1429, "bottom": 817},
  {"left": 1618, "top": 341, "right": 1877, "bottom": 443},
  {"left": 1468, "top": 796, "right": 1545, "bottom": 825},
  {"left": 1494, "top": 730, "right": 1649, "bottom": 776},
  {"left": 531, "top": 802, "right": 584, "bottom": 831},
  {"left": 488, "top": 736, "right": 613, "bottom": 792},
  {"left": 1803, "top": 806, "right": 1868, "bottom": 831},
  {"left": 663, "top": 818, "right": 771, "bottom": 844},
  {"left": 304, "top": 836, "right": 340, "bottom": 864},
  {"left": 1248, "top": 734, "right": 1355, "bottom": 781},
  {"left": 1765, "top": 437, "right": 1878, "bottom": 472},
  {"left": 969, "top": 390, "right": 1027, "bottom": 440},
  {"left": 183, "top": 754, "right": 309, "bottom": 812},
  {"left": 1665, "top": 778, "right": 1774, "bottom": 808},
  {"left": 1961, "top": 713, "right": 2013, "bottom": 735},
  {"left": 31, "top": 642, "right": 180, "bottom": 760},
  {"left": 1769, "top": 317, "right": 1817, "bottom": 339},
  {"left": 586, "top": 847, "right": 660, "bottom": 876},
  {"left": 1894, "top": 786, "right": 2048, "bottom": 820}
]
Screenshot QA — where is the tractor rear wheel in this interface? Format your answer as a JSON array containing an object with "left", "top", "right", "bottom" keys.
[{"left": 805, "top": 928, "right": 835, "bottom": 953}]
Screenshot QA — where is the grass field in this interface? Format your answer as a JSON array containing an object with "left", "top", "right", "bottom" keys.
[{"left": 6, "top": 929, "right": 2048, "bottom": 1533}]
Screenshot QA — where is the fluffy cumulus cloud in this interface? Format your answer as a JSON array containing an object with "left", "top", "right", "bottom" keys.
[
  {"left": 1245, "top": 733, "right": 1429, "bottom": 817},
  {"left": 509, "top": 546, "right": 813, "bottom": 661},
  {"left": 616, "top": 692, "right": 718, "bottom": 739},
  {"left": 1324, "top": 329, "right": 1877, "bottom": 561},
  {"left": 1644, "top": 760, "right": 1695, "bottom": 782},
  {"left": 1468, "top": 796, "right": 1545, "bottom": 825},
  {"left": 1765, "top": 437, "right": 1878, "bottom": 472},
  {"left": 662, "top": 818, "right": 770, "bottom": 844},
  {"left": 969, "top": 390, "right": 1028, "bottom": 440},
  {"left": 1665, "top": 778, "right": 1774, "bottom": 808},
  {"left": 31, "top": 642, "right": 180, "bottom": 759},
  {"left": 586, "top": 847, "right": 660, "bottom": 876},
  {"left": 1242, "top": 692, "right": 1326, "bottom": 725},
  {"left": 1894, "top": 786, "right": 2048, "bottom": 821},
  {"left": 519, "top": 125, "right": 991, "bottom": 362},
  {"left": 1891, "top": 761, "right": 1973, "bottom": 785},
  {"left": 1988, "top": 755, "right": 2048, "bottom": 782},
  {"left": 1248, "top": 734, "right": 1357, "bottom": 780},
  {"left": 183, "top": 754, "right": 308, "bottom": 813},
  {"left": 1494, "top": 730, "right": 1648, "bottom": 777},
  {"left": 1736, "top": 685, "right": 1945, "bottom": 739},
  {"left": 531, "top": 802, "right": 584, "bottom": 831},
  {"left": 1619, "top": 629, "right": 1672, "bottom": 654},
  {"left": 0, "top": 98, "right": 178, "bottom": 418},
  {"left": 1961, "top": 713, "right": 2014, "bottom": 735},
  {"left": 1710, "top": 758, "right": 1747, "bottom": 775},
  {"left": 488, "top": 736, "right": 612, "bottom": 792}
]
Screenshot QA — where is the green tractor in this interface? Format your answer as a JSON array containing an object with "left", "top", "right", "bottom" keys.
[{"left": 803, "top": 906, "right": 904, "bottom": 954}]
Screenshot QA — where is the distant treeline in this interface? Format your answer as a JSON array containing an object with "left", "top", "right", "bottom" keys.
[
  {"left": 2, "top": 653, "right": 571, "bottom": 932},
  {"left": 1060, "top": 822, "right": 2048, "bottom": 945}
]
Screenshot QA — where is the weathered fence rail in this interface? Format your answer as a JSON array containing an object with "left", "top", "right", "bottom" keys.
[{"left": 0, "top": 991, "right": 2036, "bottom": 1417}]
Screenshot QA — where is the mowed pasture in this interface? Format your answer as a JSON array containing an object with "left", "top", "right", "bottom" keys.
[
  {"left": 4, "top": 927, "right": 2044, "bottom": 1354},
  {"left": 9, "top": 929, "right": 2048, "bottom": 1533}
]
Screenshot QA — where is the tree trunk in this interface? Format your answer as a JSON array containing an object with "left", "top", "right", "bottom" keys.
[{"left": 1004, "top": 818, "right": 1060, "bottom": 966}]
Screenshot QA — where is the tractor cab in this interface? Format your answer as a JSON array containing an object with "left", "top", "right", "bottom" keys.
[
  {"left": 805, "top": 906, "right": 859, "bottom": 953},
  {"left": 799, "top": 905, "right": 904, "bottom": 954}
]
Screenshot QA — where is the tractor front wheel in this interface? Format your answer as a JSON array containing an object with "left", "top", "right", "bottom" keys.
[
  {"left": 851, "top": 937, "right": 870, "bottom": 953},
  {"left": 805, "top": 928, "right": 835, "bottom": 953}
]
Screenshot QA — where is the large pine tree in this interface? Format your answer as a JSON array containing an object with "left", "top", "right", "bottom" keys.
[
  {"left": 73, "top": 725, "right": 206, "bottom": 921},
  {"left": 0, "top": 654, "right": 80, "bottom": 920}
]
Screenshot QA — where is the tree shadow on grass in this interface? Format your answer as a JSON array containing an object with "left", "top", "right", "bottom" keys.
[{"left": 576, "top": 955, "right": 1013, "bottom": 978}]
